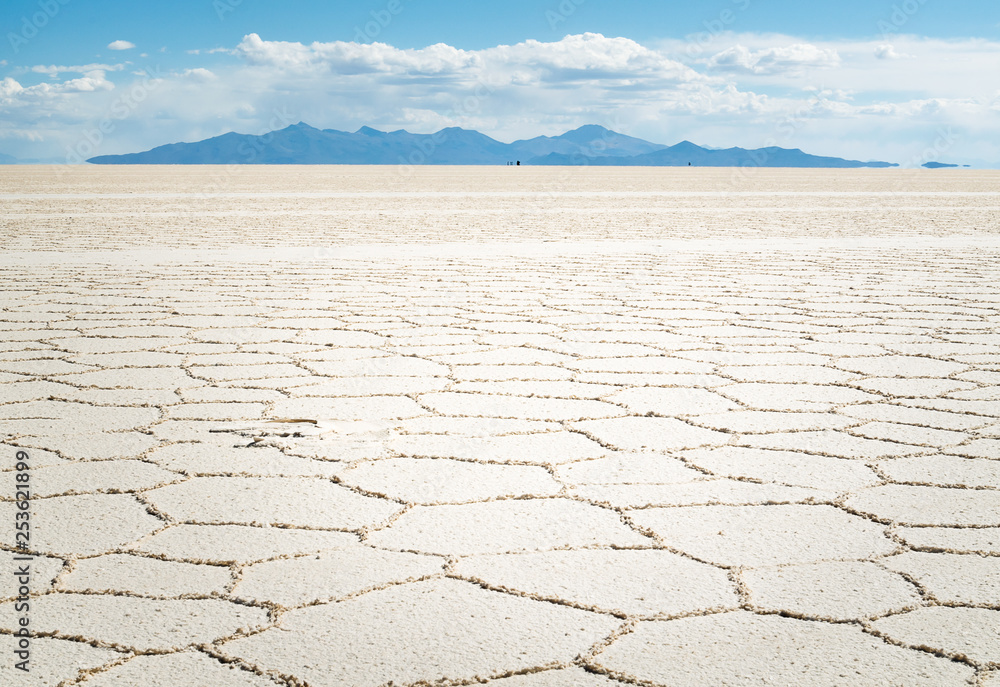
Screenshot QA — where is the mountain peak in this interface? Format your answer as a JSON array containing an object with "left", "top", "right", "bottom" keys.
[
  {"left": 566, "top": 124, "right": 612, "bottom": 135},
  {"left": 557, "top": 124, "right": 615, "bottom": 143},
  {"left": 355, "top": 126, "right": 385, "bottom": 136}
]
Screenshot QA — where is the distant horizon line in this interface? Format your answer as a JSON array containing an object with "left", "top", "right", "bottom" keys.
[{"left": 0, "top": 121, "right": 984, "bottom": 168}]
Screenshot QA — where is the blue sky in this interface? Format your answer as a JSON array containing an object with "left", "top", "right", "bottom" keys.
[{"left": 2, "top": 0, "right": 999, "bottom": 164}]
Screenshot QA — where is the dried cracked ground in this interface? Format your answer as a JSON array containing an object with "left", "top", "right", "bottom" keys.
[{"left": 1, "top": 166, "right": 1000, "bottom": 686}]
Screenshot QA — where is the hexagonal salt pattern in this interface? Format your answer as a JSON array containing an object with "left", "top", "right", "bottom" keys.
[
  {"left": 629, "top": 505, "right": 895, "bottom": 566},
  {"left": 452, "top": 548, "right": 737, "bottom": 617},
  {"left": 0, "top": 636, "right": 123, "bottom": 686},
  {"left": 366, "top": 499, "right": 649, "bottom": 555},
  {"left": 872, "top": 607, "right": 1000, "bottom": 666},
  {"left": 592, "top": 612, "right": 975, "bottom": 685},
  {"left": 4, "top": 166, "right": 1000, "bottom": 685},
  {"left": 742, "top": 561, "right": 921, "bottom": 621},
  {"left": 77, "top": 650, "right": 280, "bottom": 687},
  {"left": 233, "top": 545, "right": 446, "bottom": 607},
  {"left": 482, "top": 667, "right": 625, "bottom": 686},
  {"left": 0, "top": 594, "right": 268, "bottom": 651},
  {"left": 60, "top": 553, "right": 232, "bottom": 597},
  {"left": 220, "top": 578, "right": 620, "bottom": 687},
  {"left": 0, "top": 494, "right": 163, "bottom": 556}
]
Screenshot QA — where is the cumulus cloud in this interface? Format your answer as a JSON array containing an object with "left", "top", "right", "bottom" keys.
[
  {"left": 107, "top": 40, "right": 136, "bottom": 51},
  {"left": 181, "top": 68, "right": 217, "bottom": 82},
  {"left": 706, "top": 43, "right": 841, "bottom": 74},
  {"left": 32, "top": 63, "right": 125, "bottom": 76},
  {"left": 874, "top": 44, "right": 913, "bottom": 59},
  {"left": 486, "top": 33, "right": 696, "bottom": 82},
  {"left": 0, "top": 77, "right": 24, "bottom": 98},
  {"left": 233, "top": 32, "right": 703, "bottom": 86},
  {"left": 213, "top": 32, "right": 729, "bottom": 145},
  {"left": 234, "top": 32, "right": 482, "bottom": 75},
  {"left": 24, "top": 72, "right": 115, "bottom": 94},
  {"left": 55, "top": 75, "right": 115, "bottom": 92},
  {"left": 2, "top": 69, "right": 115, "bottom": 99}
]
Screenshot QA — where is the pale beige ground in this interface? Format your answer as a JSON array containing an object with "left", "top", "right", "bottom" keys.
[{"left": 1, "top": 166, "right": 999, "bottom": 686}]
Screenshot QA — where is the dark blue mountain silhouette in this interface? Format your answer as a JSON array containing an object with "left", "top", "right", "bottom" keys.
[
  {"left": 532, "top": 140, "right": 898, "bottom": 168},
  {"left": 87, "top": 123, "right": 897, "bottom": 168}
]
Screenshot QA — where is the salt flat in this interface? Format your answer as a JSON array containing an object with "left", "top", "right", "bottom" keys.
[{"left": 1, "top": 166, "right": 999, "bottom": 686}]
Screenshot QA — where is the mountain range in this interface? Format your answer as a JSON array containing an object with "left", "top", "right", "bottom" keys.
[{"left": 86, "top": 123, "right": 901, "bottom": 168}]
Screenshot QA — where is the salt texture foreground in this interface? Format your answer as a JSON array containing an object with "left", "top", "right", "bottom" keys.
[{"left": 1, "top": 166, "right": 998, "bottom": 685}]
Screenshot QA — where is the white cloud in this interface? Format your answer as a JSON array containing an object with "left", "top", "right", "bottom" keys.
[
  {"left": 875, "top": 44, "right": 899, "bottom": 59},
  {"left": 874, "top": 44, "right": 914, "bottom": 59},
  {"left": 234, "top": 33, "right": 480, "bottom": 75},
  {"left": 233, "top": 32, "right": 704, "bottom": 87},
  {"left": 214, "top": 32, "right": 728, "bottom": 145},
  {"left": 32, "top": 63, "right": 125, "bottom": 76},
  {"left": 59, "top": 76, "right": 115, "bottom": 92},
  {"left": 4, "top": 69, "right": 115, "bottom": 97},
  {"left": 181, "top": 68, "right": 216, "bottom": 82},
  {"left": 0, "top": 77, "right": 24, "bottom": 98},
  {"left": 24, "top": 72, "right": 115, "bottom": 94},
  {"left": 485, "top": 33, "right": 696, "bottom": 82},
  {"left": 108, "top": 40, "right": 136, "bottom": 51},
  {"left": 707, "top": 43, "right": 841, "bottom": 74}
]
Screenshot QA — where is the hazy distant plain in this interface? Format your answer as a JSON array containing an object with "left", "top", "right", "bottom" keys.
[{"left": 2, "top": 166, "right": 999, "bottom": 251}]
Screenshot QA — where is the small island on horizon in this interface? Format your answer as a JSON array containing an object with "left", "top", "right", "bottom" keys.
[
  {"left": 84, "top": 123, "right": 903, "bottom": 169},
  {"left": 922, "top": 161, "right": 970, "bottom": 169}
]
